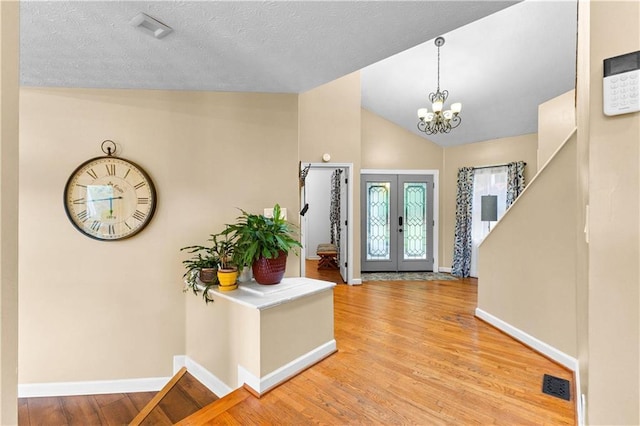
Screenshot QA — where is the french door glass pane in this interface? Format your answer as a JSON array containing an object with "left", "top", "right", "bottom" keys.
[
  {"left": 366, "top": 182, "right": 390, "bottom": 260},
  {"left": 404, "top": 182, "right": 427, "bottom": 260}
]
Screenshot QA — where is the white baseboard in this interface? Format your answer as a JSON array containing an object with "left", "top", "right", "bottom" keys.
[
  {"left": 475, "top": 308, "right": 584, "bottom": 421},
  {"left": 475, "top": 308, "right": 578, "bottom": 371},
  {"left": 349, "top": 278, "right": 362, "bottom": 285},
  {"left": 439, "top": 267, "right": 452, "bottom": 273},
  {"left": 18, "top": 376, "right": 170, "bottom": 398},
  {"left": 173, "top": 355, "right": 234, "bottom": 397},
  {"left": 238, "top": 339, "right": 337, "bottom": 394},
  {"left": 575, "top": 369, "right": 585, "bottom": 426}
]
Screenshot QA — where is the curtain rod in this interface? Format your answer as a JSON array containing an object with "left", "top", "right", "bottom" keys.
[{"left": 473, "top": 161, "right": 527, "bottom": 171}]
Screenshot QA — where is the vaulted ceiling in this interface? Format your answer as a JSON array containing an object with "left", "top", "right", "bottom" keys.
[{"left": 19, "top": 1, "right": 577, "bottom": 146}]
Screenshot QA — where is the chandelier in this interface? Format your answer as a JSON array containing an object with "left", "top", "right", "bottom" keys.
[{"left": 417, "top": 37, "right": 462, "bottom": 135}]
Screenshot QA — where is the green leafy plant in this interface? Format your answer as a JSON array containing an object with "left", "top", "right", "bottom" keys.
[
  {"left": 180, "top": 240, "right": 219, "bottom": 302},
  {"left": 222, "top": 204, "right": 302, "bottom": 267},
  {"left": 212, "top": 231, "right": 237, "bottom": 272},
  {"left": 180, "top": 232, "right": 238, "bottom": 302}
]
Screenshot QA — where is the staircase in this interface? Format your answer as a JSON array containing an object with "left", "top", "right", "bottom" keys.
[{"left": 129, "top": 367, "right": 253, "bottom": 425}]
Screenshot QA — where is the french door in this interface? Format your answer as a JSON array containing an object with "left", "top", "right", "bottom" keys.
[{"left": 361, "top": 174, "right": 434, "bottom": 272}]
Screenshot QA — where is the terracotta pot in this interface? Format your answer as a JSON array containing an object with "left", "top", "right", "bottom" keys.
[
  {"left": 198, "top": 268, "right": 217, "bottom": 284},
  {"left": 252, "top": 251, "right": 287, "bottom": 285}
]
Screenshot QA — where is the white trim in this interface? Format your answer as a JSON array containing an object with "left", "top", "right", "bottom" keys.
[
  {"left": 475, "top": 308, "right": 579, "bottom": 371},
  {"left": 575, "top": 368, "right": 585, "bottom": 426},
  {"left": 360, "top": 169, "right": 438, "bottom": 175},
  {"left": 439, "top": 266, "right": 452, "bottom": 273},
  {"left": 360, "top": 169, "right": 440, "bottom": 272},
  {"left": 300, "top": 163, "right": 355, "bottom": 285},
  {"left": 351, "top": 278, "right": 362, "bottom": 285},
  {"left": 237, "top": 339, "right": 336, "bottom": 394},
  {"left": 173, "top": 355, "right": 234, "bottom": 397},
  {"left": 18, "top": 376, "right": 170, "bottom": 398}
]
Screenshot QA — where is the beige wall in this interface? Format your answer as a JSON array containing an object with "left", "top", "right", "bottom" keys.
[
  {"left": 0, "top": 2, "right": 19, "bottom": 423},
  {"left": 441, "top": 134, "right": 538, "bottom": 268},
  {"left": 185, "top": 287, "right": 333, "bottom": 390},
  {"left": 185, "top": 293, "right": 260, "bottom": 386},
  {"left": 299, "top": 72, "right": 362, "bottom": 278},
  {"left": 19, "top": 88, "right": 299, "bottom": 383},
  {"left": 585, "top": 1, "right": 640, "bottom": 423},
  {"left": 361, "top": 108, "right": 443, "bottom": 170},
  {"left": 538, "top": 90, "right": 576, "bottom": 170},
  {"left": 260, "top": 290, "right": 333, "bottom": 375},
  {"left": 478, "top": 135, "right": 578, "bottom": 357}
]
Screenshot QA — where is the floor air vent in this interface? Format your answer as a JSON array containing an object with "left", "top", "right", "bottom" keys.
[{"left": 542, "top": 374, "right": 571, "bottom": 401}]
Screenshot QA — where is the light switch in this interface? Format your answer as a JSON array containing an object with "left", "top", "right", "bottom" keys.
[{"left": 264, "top": 207, "right": 287, "bottom": 220}]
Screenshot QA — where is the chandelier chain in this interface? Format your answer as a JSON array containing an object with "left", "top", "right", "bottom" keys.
[{"left": 436, "top": 43, "right": 440, "bottom": 93}]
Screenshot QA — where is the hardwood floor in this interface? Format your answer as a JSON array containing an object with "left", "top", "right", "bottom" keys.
[
  {"left": 20, "top": 266, "right": 575, "bottom": 424},
  {"left": 304, "top": 258, "right": 344, "bottom": 283},
  {"left": 19, "top": 372, "right": 216, "bottom": 426}
]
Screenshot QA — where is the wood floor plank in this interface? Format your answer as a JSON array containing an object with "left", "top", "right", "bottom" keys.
[
  {"left": 129, "top": 366, "right": 187, "bottom": 426},
  {"left": 175, "top": 387, "right": 251, "bottom": 426},
  {"left": 59, "top": 395, "right": 103, "bottom": 425},
  {"left": 24, "top": 397, "right": 67, "bottom": 426},
  {"left": 174, "top": 372, "right": 218, "bottom": 408},
  {"left": 138, "top": 407, "right": 173, "bottom": 426},
  {"left": 96, "top": 394, "right": 139, "bottom": 426},
  {"left": 128, "top": 392, "right": 173, "bottom": 426},
  {"left": 156, "top": 384, "right": 200, "bottom": 423},
  {"left": 18, "top": 399, "right": 30, "bottom": 426},
  {"left": 126, "top": 392, "right": 157, "bottom": 412}
]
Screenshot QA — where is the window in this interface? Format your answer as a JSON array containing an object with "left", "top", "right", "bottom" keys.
[{"left": 470, "top": 166, "right": 508, "bottom": 277}]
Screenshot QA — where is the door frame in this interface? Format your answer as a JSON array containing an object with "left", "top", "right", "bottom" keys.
[
  {"left": 300, "top": 162, "right": 356, "bottom": 285},
  {"left": 361, "top": 169, "right": 439, "bottom": 273}
]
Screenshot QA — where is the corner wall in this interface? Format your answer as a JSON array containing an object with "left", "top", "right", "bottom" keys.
[
  {"left": 0, "top": 2, "right": 19, "bottom": 423},
  {"left": 478, "top": 134, "right": 578, "bottom": 360},
  {"left": 299, "top": 72, "right": 362, "bottom": 279},
  {"left": 538, "top": 90, "right": 576, "bottom": 170},
  {"left": 585, "top": 1, "right": 640, "bottom": 422}
]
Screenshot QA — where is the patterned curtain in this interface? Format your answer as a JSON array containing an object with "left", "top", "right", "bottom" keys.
[
  {"left": 506, "top": 161, "right": 526, "bottom": 208},
  {"left": 330, "top": 170, "right": 341, "bottom": 263},
  {"left": 452, "top": 167, "right": 475, "bottom": 278}
]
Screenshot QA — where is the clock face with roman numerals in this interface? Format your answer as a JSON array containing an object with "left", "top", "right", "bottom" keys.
[{"left": 64, "top": 156, "right": 157, "bottom": 241}]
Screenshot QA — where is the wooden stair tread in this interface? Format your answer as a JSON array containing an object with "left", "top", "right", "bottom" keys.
[
  {"left": 129, "top": 367, "right": 219, "bottom": 426},
  {"left": 175, "top": 387, "right": 252, "bottom": 425}
]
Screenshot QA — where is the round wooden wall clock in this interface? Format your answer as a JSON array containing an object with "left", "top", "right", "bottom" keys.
[{"left": 63, "top": 141, "right": 157, "bottom": 241}]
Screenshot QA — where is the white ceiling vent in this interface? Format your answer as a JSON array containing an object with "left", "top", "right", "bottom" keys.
[{"left": 130, "top": 13, "right": 173, "bottom": 39}]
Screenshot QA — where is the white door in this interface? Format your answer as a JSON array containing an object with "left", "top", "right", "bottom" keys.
[{"left": 339, "top": 170, "right": 348, "bottom": 282}]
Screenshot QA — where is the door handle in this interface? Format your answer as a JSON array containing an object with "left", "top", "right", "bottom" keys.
[{"left": 398, "top": 216, "right": 403, "bottom": 232}]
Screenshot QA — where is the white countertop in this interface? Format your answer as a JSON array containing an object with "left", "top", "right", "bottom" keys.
[{"left": 206, "top": 277, "right": 336, "bottom": 310}]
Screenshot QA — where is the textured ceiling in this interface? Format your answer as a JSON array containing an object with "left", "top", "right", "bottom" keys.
[
  {"left": 19, "top": 1, "right": 577, "bottom": 146},
  {"left": 20, "top": 1, "right": 518, "bottom": 93}
]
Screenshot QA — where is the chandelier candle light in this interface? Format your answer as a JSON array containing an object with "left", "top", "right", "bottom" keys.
[{"left": 417, "top": 37, "right": 462, "bottom": 135}]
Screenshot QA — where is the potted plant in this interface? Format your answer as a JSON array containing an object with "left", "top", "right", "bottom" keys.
[
  {"left": 180, "top": 241, "right": 219, "bottom": 302},
  {"left": 211, "top": 232, "right": 239, "bottom": 291},
  {"left": 223, "top": 204, "right": 301, "bottom": 285}
]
